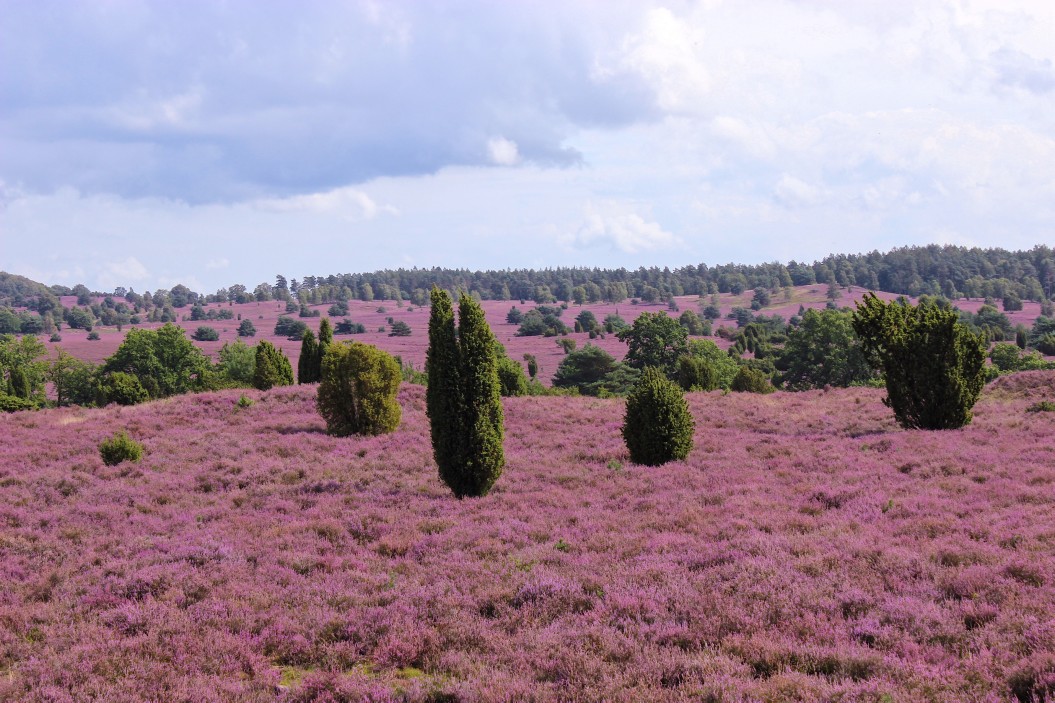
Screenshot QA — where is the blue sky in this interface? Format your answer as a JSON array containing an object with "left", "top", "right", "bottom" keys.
[{"left": 2, "top": 0, "right": 1053, "bottom": 293}]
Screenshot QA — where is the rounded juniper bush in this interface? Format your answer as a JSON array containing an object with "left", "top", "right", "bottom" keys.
[
  {"left": 99, "top": 431, "right": 144, "bottom": 466},
  {"left": 316, "top": 342, "right": 401, "bottom": 436},
  {"left": 622, "top": 366, "right": 694, "bottom": 466}
]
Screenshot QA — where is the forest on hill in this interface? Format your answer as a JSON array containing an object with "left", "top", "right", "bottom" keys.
[{"left": 4, "top": 245, "right": 1055, "bottom": 315}]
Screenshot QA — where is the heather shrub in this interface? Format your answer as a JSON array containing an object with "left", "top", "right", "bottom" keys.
[
  {"left": 99, "top": 431, "right": 143, "bottom": 466},
  {"left": 854, "top": 292, "right": 986, "bottom": 430},
  {"left": 316, "top": 342, "right": 401, "bottom": 436},
  {"left": 622, "top": 367, "right": 694, "bottom": 466},
  {"left": 730, "top": 365, "right": 774, "bottom": 393},
  {"left": 427, "top": 288, "right": 505, "bottom": 498},
  {"left": 253, "top": 340, "right": 294, "bottom": 391}
]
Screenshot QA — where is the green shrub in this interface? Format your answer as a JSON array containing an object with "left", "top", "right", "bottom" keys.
[
  {"left": 622, "top": 367, "right": 694, "bottom": 466},
  {"left": 236, "top": 394, "right": 254, "bottom": 408},
  {"left": 98, "top": 372, "right": 149, "bottom": 406},
  {"left": 1027, "top": 401, "right": 1055, "bottom": 413},
  {"left": 677, "top": 355, "right": 718, "bottom": 391},
  {"left": 87, "top": 331, "right": 100, "bottom": 341},
  {"left": 253, "top": 340, "right": 294, "bottom": 391},
  {"left": 854, "top": 293, "right": 986, "bottom": 430},
  {"left": 730, "top": 366, "right": 774, "bottom": 393},
  {"left": 496, "top": 356, "right": 529, "bottom": 397},
  {"left": 191, "top": 326, "right": 219, "bottom": 341},
  {"left": 99, "top": 431, "right": 144, "bottom": 466},
  {"left": 317, "top": 342, "right": 402, "bottom": 436}
]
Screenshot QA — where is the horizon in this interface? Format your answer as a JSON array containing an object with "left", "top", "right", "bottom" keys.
[{"left": 2, "top": 1, "right": 1053, "bottom": 292}]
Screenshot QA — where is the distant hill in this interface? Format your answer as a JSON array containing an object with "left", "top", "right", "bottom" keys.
[
  {"left": 7, "top": 244, "right": 1055, "bottom": 308},
  {"left": 0, "top": 271, "right": 60, "bottom": 306}
]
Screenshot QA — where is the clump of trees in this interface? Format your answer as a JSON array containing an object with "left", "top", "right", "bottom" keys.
[
  {"left": 427, "top": 288, "right": 505, "bottom": 498},
  {"left": 0, "top": 334, "right": 48, "bottom": 411},
  {"left": 516, "top": 305, "right": 569, "bottom": 337},
  {"left": 853, "top": 293, "right": 986, "bottom": 430},
  {"left": 775, "top": 308, "right": 876, "bottom": 390},
  {"left": 616, "top": 311, "right": 688, "bottom": 377},
  {"left": 552, "top": 345, "right": 640, "bottom": 397},
  {"left": 102, "top": 324, "right": 211, "bottom": 400},
  {"left": 316, "top": 342, "right": 402, "bottom": 436},
  {"left": 622, "top": 367, "right": 694, "bottom": 465}
]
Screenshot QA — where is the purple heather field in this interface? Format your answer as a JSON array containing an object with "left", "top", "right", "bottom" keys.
[{"left": 2, "top": 374, "right": 1055, "bottom": 702}]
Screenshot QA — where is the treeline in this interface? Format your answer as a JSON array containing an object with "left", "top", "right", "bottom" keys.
[{"left": 5, "top": 246, "right": 1054, "bottom": 320}]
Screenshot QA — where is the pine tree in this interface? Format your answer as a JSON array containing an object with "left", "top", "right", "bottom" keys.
[
  {"left": 426, "top": 287, "right": 505, "bottom": 497},
  {"left": 297, "top": 329, "right": 318, "bottom": 383}
]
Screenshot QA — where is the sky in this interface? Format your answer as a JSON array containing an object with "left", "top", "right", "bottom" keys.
[{"left": 1, "top": 0, "right": 1053, "bottom": 294}]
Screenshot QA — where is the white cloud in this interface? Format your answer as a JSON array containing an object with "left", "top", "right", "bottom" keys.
[
  {"left": 604, "top": 7, "right": 710, "bottom": 113},
  {"left": 97, "top": 256, "right": 149, "bottom": 292},
  {"left": 252, "top": 187, "right": 395, "bottom": 220},
  {"left": 774, "top": 174, "right": 827, "bottom": 208},
  {"left": 564, "top": 204, "right": 680, "bottom": 254},
  {"left": 487, "top": 137, "right": 520, "bottom": 166}
]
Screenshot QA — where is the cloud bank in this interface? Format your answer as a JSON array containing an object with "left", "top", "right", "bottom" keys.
[{"left": 1, "top": 0, "right": 1052, "bottom": 291}]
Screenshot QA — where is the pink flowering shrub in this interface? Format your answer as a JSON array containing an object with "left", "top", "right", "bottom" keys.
[{"left": 0, "top": 373, "right": 1053, "bottom": 701}]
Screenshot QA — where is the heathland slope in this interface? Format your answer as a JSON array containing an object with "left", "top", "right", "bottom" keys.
[{"left": 2, "top": 375, "right": 1054, "bottom": 701}]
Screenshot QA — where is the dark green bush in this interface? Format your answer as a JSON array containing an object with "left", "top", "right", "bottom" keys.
[
  {"left": 253, "top": 341, "right": 294, "bottom": 391},
  {"left": 622, "top": 367, "right": 694, "bottom": 466},
  {"left": 496, "top": 356, "right": 529, "bottom": 397},
  {"left": 99, "top": 431, "right": 144, "bottom": 466},
  {"left": 297, "top": 329, "right": 318, "bottom": 383},
  {"left": 427, "top": 288, "right": 505, "bottom": 498},
  {"left": 853, "top": 292, "right": 985, "bottom": 430},
  {"left": 98, "top": 372, "right": 149, "bottom": 406},
  {"left": 730, "top": 366, "right": 774, "bottom": 393},
  {"left": 191, "top": 326, "right": 219, "bottom": 341},
  {"left": 316, "top": 342, "right": 402, "bottom": 436},
  {"left": 677, "top": 355, "right": 718, "bottom": 391}
]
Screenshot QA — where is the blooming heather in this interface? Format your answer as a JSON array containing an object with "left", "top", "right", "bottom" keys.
[{"left": 0, "top": 373, "right": 1053, "bottom": 701}]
